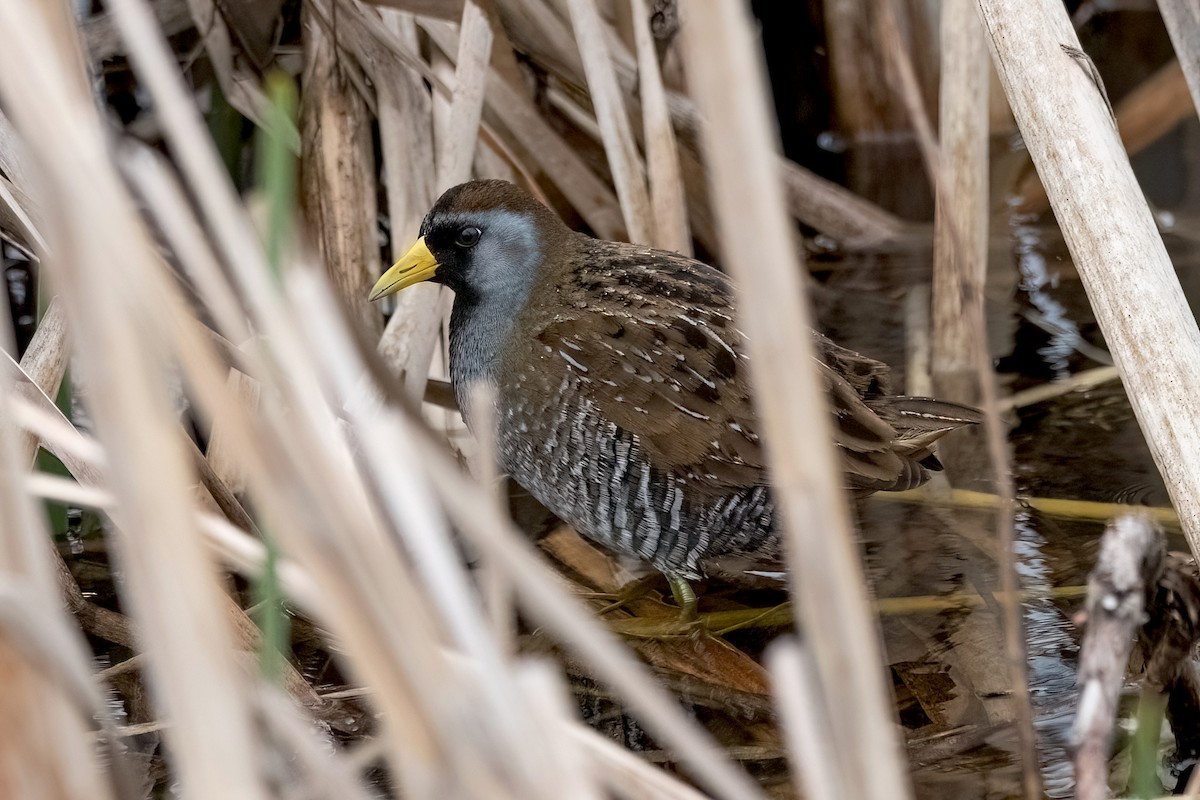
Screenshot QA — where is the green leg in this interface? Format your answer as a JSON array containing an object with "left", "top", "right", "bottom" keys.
[
  {"left": 587, "top": 575, "right": 658, "bottom": 615},
  {"left": 667, "top": 573, "right": 699, "bottom": 622}
]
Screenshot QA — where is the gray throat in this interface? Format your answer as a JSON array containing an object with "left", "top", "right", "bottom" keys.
[{"left": 448, "top": 296, "right": 522, "bottom": 427}]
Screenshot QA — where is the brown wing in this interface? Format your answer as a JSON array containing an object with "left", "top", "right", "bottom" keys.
[
  {"left": 535, "top": 302, "right": 764, "bottom": 491},
  {"left": 529, "top": 245, "right": 915, "bottom": 494}
]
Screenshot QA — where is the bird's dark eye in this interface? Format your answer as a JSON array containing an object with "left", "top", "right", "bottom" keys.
[{"left": 455, "top": 226, "right": 482, "bottom": 248}]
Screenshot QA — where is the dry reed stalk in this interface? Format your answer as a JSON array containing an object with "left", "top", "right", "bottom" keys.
[
  {"left": 15, "top": 299, "right": 67, "bottom": 463},
  {"left": 603, "top": 586, "right": 1095, "bottom": 637},
  {"left": 878, "top": 3, "right": 1041, "bottom": 795},
  {"left": 766, "top": 640, "right": 847, "bottom": 800},
  {"left": 629, "top": 0, "right": 690, "bottom": 255},
  {"left": 0, "top": 5, "right": 271, "bottom": 799},
  {"left": 126, "top": 147, "right": 253, "bottom": 344},
  {"left": 300, "top": 4, "right": 382, "bottom": 339},
  {"left": 878, "top": 485, "right": 1183, "bottom": 529},
  {"left": 931, "top": 1, "right": 988, "bottom": 403},
  {"left": 566, "top": 726, "right": 710, "bottom": 800},
  {"left": 0, "top": 111, "right": 32, "bottom": 190},
  {"left": 375, "top": 8, "right": 445, "bottom": 399},
  {"left": 1159, "top": 0, "right": 1200, "bottom": 115},
  {"left": 6, "top": 318, "right": 137, "bottom": 767},
  {"left": 779, "top": 158, "right": 910, "bottom": 249},
  {"left": 680, "top": 6, "right": 912, "bottom": 800},
  {"left": 904, "top": 284, "right": 932, "bottom": 397},
  {"left": 301, "top": 1, "right": 445, "bottom": 401},
  {"left": 254, "top": 689, "right": 377, "bottom": 800},
  {"left": 400, "top": 0, "right": 494, "bottom": 413},
  {"left": 0, "top": 177, "right": 43, "bottom": 255},
  {"left": 0, "top": 113, "right": 47, "bottom": 251},
  {"left": 1071, "top": 514, "right": 1162, "bottom": 800},
  {"left": 437, "top": 0, "right": 496, "bottom": 190},
  {"left": 513, "top": 661, "right": 603, "bottom": 800},
  {"left": 999, "top": 365, "right": 1121, "bottom": 412},
  {"left": 1013, "top": 59, "right": 1195, "bottom": 215},
  {"left": 0, "top": 112, "right": 46, "bottom": 257},
  {"left": 378, "top": 9, "right": 436, "bottom": 247},
  {"left": 0, "top": 603, "right": 116, "bottom": 799},
  {"left": 977, "top": 0, "right": 1200, "bottom": 553},
  {"left": 366, "top": 0, "right": 464, "bottom": 17},
  {"left": 565, "top": 0, "right": 653, "bottom": 244},
  {"left": 203, "top": 369, "right": 261, "bottom": 494}
]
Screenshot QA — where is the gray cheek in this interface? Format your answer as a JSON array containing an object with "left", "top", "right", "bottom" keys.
[{"left": 472, "top": 214, "right": 541, "bottom": 300}]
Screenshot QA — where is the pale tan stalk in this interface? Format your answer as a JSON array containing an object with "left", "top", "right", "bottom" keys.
[
  {"left": 999, "top": 366, "right": 1121, "bottom": 412},
  {"left": 367, "top": 10, "right": 443, "bottom": 402},
  {"left": 766, "top": 640, "right": 847, "bottom": 800},
  {"left": 438, "top": 0, "right": 496, "bottom": 190},
  {"left": 978, "top": 0, "right": 1200, "bottom": 556},
  {"left": 14, "top": 300, "right": 68, "bottom": 464},
  {"left": 1159, "top": 0, "right": 1200, "bottom": 115},
  {"left": 565, "top": 0, "right": 652, "bottom": 243},
  {"left": 680, "top": 5, "right": 912, "bottom": 800},
  {"left": 300, "top": 3, "right": 382, "bottom": 339},
  {"left": 1013, "top": 59, "right": 1195, "bottom": 215},
  {"left": 374, "top": 9, "right": 445, "bottom": 400},
  {"left": 931, "top": 1, "right": 988, "bottom": 400},
  {"left": 779, "top": 158, "right": 910, "bottom": 249},
  {"left": 629, "top": 0, "right": 689, "bottom": 254}
]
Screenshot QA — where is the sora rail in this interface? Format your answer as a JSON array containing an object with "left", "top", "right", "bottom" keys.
[{"left": 370, "top": 180, "right": 980, "bottom": 609}]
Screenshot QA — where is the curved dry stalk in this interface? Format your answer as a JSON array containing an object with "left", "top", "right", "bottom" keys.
[{"left": 681, "top": 5, "right": 912, "bottom": 800}]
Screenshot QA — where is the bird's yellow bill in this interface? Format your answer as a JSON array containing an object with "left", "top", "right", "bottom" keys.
[{"left": 368, "top": 237, "right": 439, "bottom": 301}]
